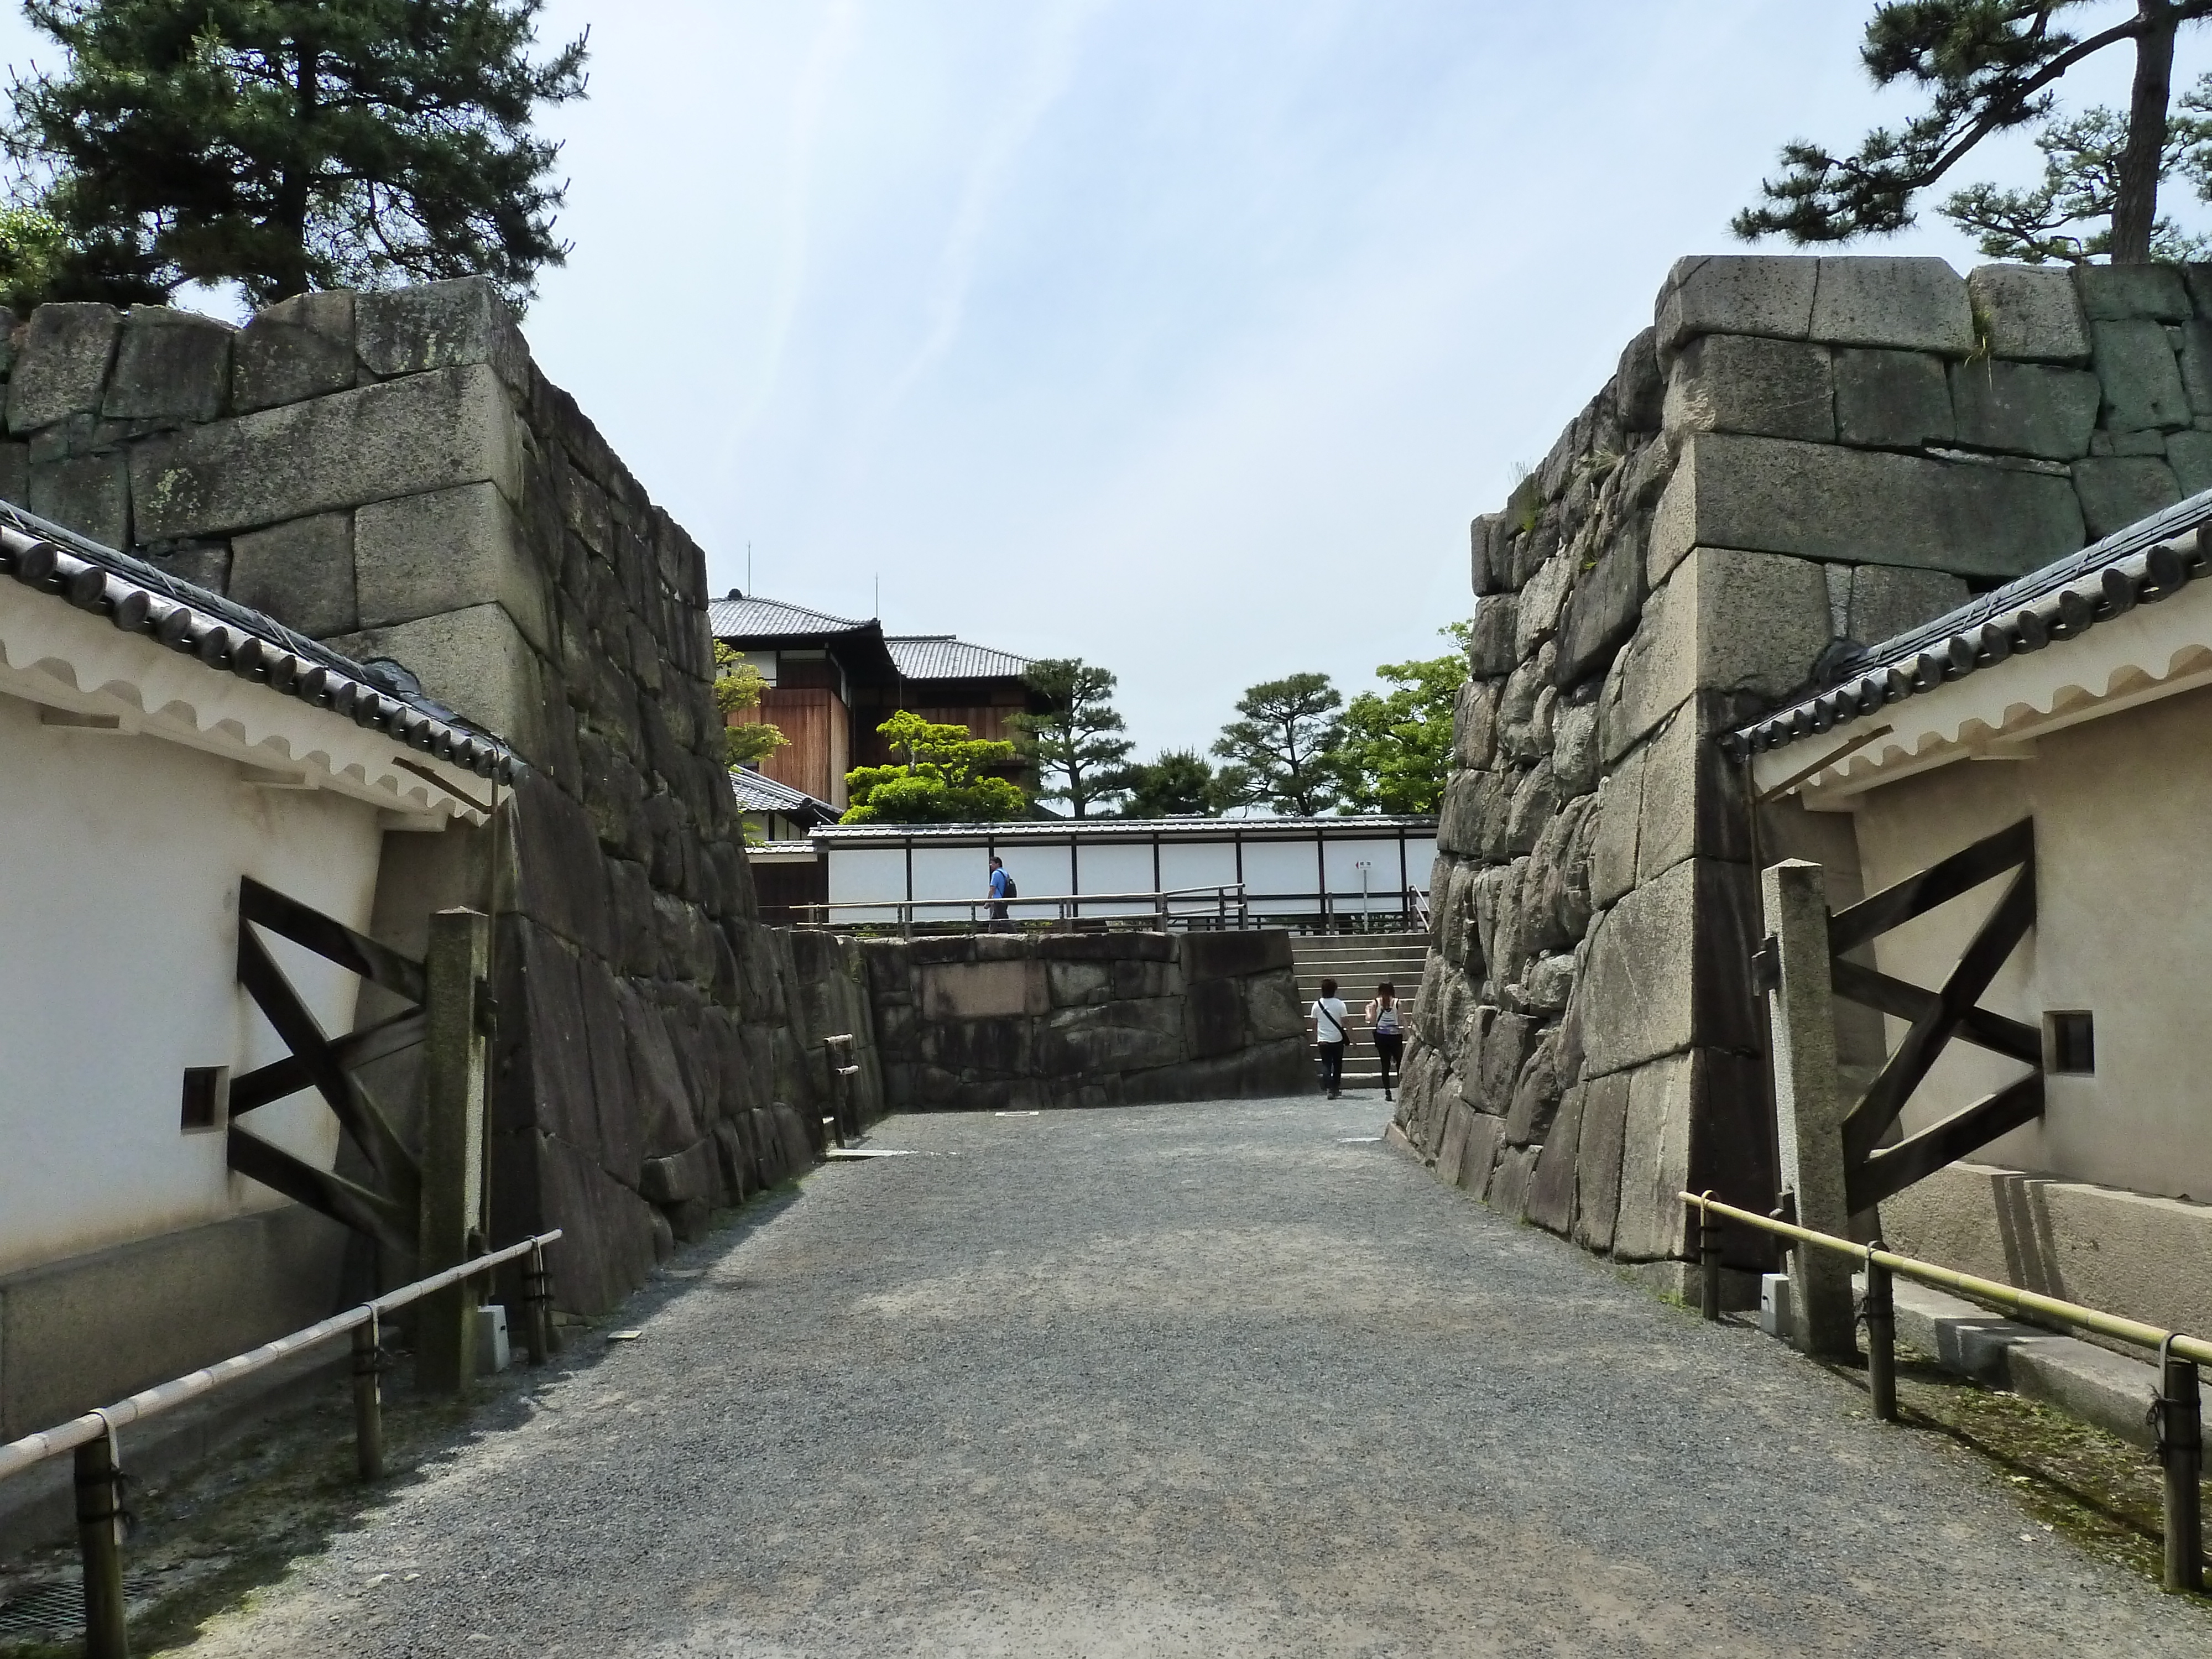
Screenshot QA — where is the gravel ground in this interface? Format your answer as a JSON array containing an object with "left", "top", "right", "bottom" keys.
[{"left": 180, "top": 1095, "right": 2211, "bottom": 1657}]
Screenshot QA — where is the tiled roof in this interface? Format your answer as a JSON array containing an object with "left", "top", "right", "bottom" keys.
[
  {"left": 0, "top": 500, "right": 519, "bottom": 781},
  {"left": 708, "top": 594, "right": 866, "bottom": 640},
  {"left": 885, "top": 634, "right": 1031, "bottom": 681},
  {"left": 1726, "top": 489, "right": 2212, "bottom": 759},
  {"left": 728, "top": 766, "right": 837, "bottom": 823}
]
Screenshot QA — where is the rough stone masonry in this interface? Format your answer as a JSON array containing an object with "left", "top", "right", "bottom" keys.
[
  {"left": 0, "top": 280, "right": 882, "bottom": 1316},
  {"left": 1395, "top": 254, "right": 2212, "bottom": 1291}
]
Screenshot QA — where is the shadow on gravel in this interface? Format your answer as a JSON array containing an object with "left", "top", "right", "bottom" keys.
[{"left": 0, "top": 1182, "right": 811, "bottom": 1657}]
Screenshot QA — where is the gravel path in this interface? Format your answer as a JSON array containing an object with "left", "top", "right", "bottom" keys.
[{"left": 184, "top": 1096, "right": 2210, "bottom": 1656}]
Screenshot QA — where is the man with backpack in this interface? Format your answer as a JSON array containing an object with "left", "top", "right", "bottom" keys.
[
  {"left": 1311, "top": 976, "right": 1349, "bottom": 1099},
  {"left": 986, "top": 855, "right": 1014, "bottom": 929}
]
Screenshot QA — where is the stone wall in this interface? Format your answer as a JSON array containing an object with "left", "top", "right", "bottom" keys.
[
  {"left": 1395, "top": 254, "right": 2204, "bottom": 1285},
  {"left": 0, "top": 280, "right": 883, "bottom": 1314},
  {"left": 865, "top": 931, "right": 1313, "bottom": 1110}
]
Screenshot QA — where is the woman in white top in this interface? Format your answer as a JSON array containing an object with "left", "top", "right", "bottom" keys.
[
  {"left": 1310, "top": 977, "right": 1349, "bottom": 1099},
  {"left": 1366, "top": 983, "right": 1404, "bottom": 1103}
]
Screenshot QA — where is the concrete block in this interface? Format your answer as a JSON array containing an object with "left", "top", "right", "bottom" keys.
[
  {"left": 358, "top": 276, "right": 528, "bottom": 388},
  {"left": 28, "top": 449, "right": 127, "bottom": 549},
  {"left": 8, "top": 303, "right": 120, "bottom": 434},
  {"left": 1812, "top": 257, "right": 1974, "bottom": 353},
  {"left": 103, "top": 306, "right": 234, "bottom": 422},
  {"left": 1579, "top": 857, "right": 1759, "bottom": 1076},
  {"left": 1846, "top": 563, "right": 1968, "bottom": 650},
  {"left": 1833, "top": 348, "right": 1953, "bottom": 448},
  {"left": 1759, "top": 1272, "right": 1793, "bottom": 1339},
  {"left": 2091, "top": 318, "right": 2189, "bottom": 431},
  {"left": 1890, "top": 1281, "right": 2158, "bottom": 1448},
  {"left": 354, "top": 481, "right": 551, "bottom": 655},
  {"left": 1654, "top": 255, "right": 1818, "bottom": 360},
  {"left": 1646, "top": 431, "right": 2083, "bottom": 584},
  {"left": 1948, "top": 359, "right": 2100, "bottom": 460},
  {"left": 1966, "top": 264, "right": 2090, "bottom": 364},
  {"left": 233, "top": 290, "right": 357, "bottom": 413},
  {"left": 2167, "top": 428, "right": 2212, "bottom": 497},
  {"left": 131, "top": 362, "right": 523, "bottom": 540},
  {"left": 1662, "top": 333, "right": 1833, "bottom": 442},
  {"left": 2074, "top": 456, "right": 2180, "bottom": 539},
  {"left": 2075, "top": 262, "right": 2190, "bottom": 322},
  {"left": 326, "top": 601, "right": 542, "bottom": 757},
  {"left": 227, "top": 510, "right": 357, "bottom": 637}
]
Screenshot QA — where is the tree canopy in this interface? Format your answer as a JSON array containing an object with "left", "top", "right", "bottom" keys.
[
  {"left": 1120, "top": 749, "right": 1219, "bottom": 818},
  {"left": 841, "top": 709, "right": 1027, "bottom": 825},
  {"left": 713, "top": 643, "right": 787, "bottom": 770},
  {"left": 2, "top": 0, "right": 588, "bottom": 309},
  {"left": 1210, "top": 672, "right": 1346, "bottom": 817},
  {"left": 1336, "top": 625, "right": 1468, "bottom": 816},
  {"left": 1735, "top": 1, "right": 2212, "bottom": 264},
  {"left": 1009, "top": 657, "right": 1133, "bottom": 818}
]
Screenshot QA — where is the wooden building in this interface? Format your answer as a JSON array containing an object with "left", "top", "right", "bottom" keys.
[{"left": 710, "top": 593, "right": 1047, "bottom": 810}]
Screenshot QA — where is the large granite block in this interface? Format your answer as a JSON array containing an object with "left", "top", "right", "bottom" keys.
[
  {"left": 2168, "top": 429, "right": 2212, "bottom": 497},
  {"left": 1966, "top": 264, "right": 2090, "bottom": 364},
  {"left": 1948, "top": 359, "right": 2100, "bottom": 459},
  {"left": 8, "top": 304, "right": 119, "bottom": 433},
  {"left": 2091, "top": 318, "right": 2189, "bottom": 431},
  {"left": 355, "top": 481, "right": 552, "bottom": 655},
  {"left": 1580, "top": 857, "right": 1760, "bottom": 1077},
  {"left": 1833, "top": 348, "right": 1953, "bottom": 448},
  {"left": 326, "top": 601, "right": 545, "bottom": 760},
  {"left": 1655, "top": 255, "right": 1818, "bottom": 360},
  {"left": 1522, "top": 1082, "right": 1584, "bottom": 1234},
  {"left": 1617, "top": 326, "right": 1665, "bottom": 431},
  {"left": 1634, "top": 696, "right": 1749, "bottom": 881},
  {"left": 2073, "top": 456, "right": 2181, "bottom": 539},
  {"left": 1554, "top": 518, "right": 1647, "bottom": 688},
  {"left": 1610, "top": 1050, "right": 1698, "bottom": 1261},
  {"left": 27, "top": 450, "right": 127, "bottom": 549},
  {"left": 2075, "top": 264, "right": 2190, "bottom": 322},
  {"left": 1662, "top": 333, "right": 1833, "bottom": 442},
  {"left": 1846, "top": 564, "right": 1968, "bottom": 649},
  {"left": 1809, "top": 257, "right": 1973, "bottom": 353},
  {"left": 1467, "top": 591, "right": 1517, "bottom": 676},
  {"left": 227, "top": 511, "right": 357, "bottom": 638},
  {"left": 1646, "top": 431, "right": 2084, "bottom": 583},
  {"left": 131, "top": 362, "right": 522, "bottom": 540},
  {"left": 358, "top": 276, "right": 528, "bottom": 390},
  {"left": 232, "top": 290, "right": 357, "bottom": 414},
  {"left": 103, "top": 307, "right": 234, "bottom": 423},
  {"left": 1571, "top": 1071, "right": 1631, "bottom": 1251}
]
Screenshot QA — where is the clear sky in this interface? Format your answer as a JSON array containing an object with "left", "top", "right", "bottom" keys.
[{"left": 1, "top": 2, "right": 2205, "bottom": 762}]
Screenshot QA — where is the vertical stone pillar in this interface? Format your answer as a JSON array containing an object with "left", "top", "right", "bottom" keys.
[
  {"left": 417, "top": 906, "right": 489, "bottom": 1394},
  {"left": 1761, "top": 859, "right": 1856, "bottom": 1358}
]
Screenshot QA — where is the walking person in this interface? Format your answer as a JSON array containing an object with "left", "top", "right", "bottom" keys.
[
  {"left": 1311, "top": 976, "right": 1349, "bottom": 1099},
  {"left": 985, "top": 855, "right": 1013, "bottom": 929},
  {"left": 1367, "top": 982, "right": 1404, "bottom": 1103}
]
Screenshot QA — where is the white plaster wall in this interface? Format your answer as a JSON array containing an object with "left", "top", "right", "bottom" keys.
[
  {"left": 0, "top": 690, "right": 385, "bottom": 1276},
  {"left": 1846, "top": 682, "right": 2212, "bottom": 1202}
]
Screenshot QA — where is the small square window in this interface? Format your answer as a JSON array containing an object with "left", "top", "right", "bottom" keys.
[
  {"left": 2046, "top": 1011, "right": 2095, "bottom": 1076},
  {"left": 181, "top": 1067, "right": 229, "bottom": 1133}
]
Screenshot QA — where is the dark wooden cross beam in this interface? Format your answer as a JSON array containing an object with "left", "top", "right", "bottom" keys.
[
  {"left": 227, "top": 877, "right": 426, "bottom": 1258},
  {"left": 1823, "top": 819, "right": 2045, "bottom": 1214}
]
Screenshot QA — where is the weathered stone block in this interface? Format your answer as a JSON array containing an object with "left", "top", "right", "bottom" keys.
[
  {"left": 1571, "top": 1071, "right": 1631, "bottom": 1251},
  {"left": 354, "top": 481, "right": 552, "bottom": 655},
  {"left": 326, "top": 602, "right": 544, "bottom": 759},
  {"left": 1661, "top": 333, "right": 1833, "bottom": 442},
  {"left": 101, "top": 306, "right": 235, "bottom": 424},
  {"left": 1522, "top": 1082, "right": 1583, "bottom": 1235},
  {"left": 227, "top": 511, "right": 357, "bottom": 638},
  {"left": 1183, "top": 976, "right": 1244, "bottom": 1060},
  {"left": 1477, "top": 1009, "right": 1536, "bottom": 1115},
  {"left": 1554, "top": 526, "right": 1644, "bottom": 688},
  {"left": 2168, "top": 429, "right": 2212, "bottom": 498},
  {"left": 2091, "top": 319, "right": 2189, "bottom": 431},
  {"left": 1452, "top": 679, "right": 1498, "bottom": 770},
  {"left": 131, "top": 362, "right": 522, "bottom": 540},
  {"left": 1846, "top": 563, "right": 1968, "bottom": 649},
  {"left": 1948, "top": 359, "right": 2100, "bottom": 460},
  {"left": 1552, "top": 697, "right": 1600, "bottom": 797},
  {"left": 1181, "top": 930, "right": 1291, "bottom": 981},
  {"left": 919, "top": 959, "right": 1047, "bottom": 1020},
  {"left": 1618, "top": 327, "right": 1664, "bottom": 431},
  {"left": 2076, "top": 263, "right": 2190, "bottom": 322},
  {"left": 1514, "top": 551, "right": 1573, "bottom": 659},
  {"left": 1811, "top": 257, "right": 1973, "bottom": 354},
  {"left": 1654, "top": 255, "right": 1818, "bottom": 361},
  {"left": 2074, "top": 456, "right": 2180, "bottom": 539},
  {"left": 1470, "top": 513, "right": 1505, "bottom": 596},
  {"left": 1458, "top": 1111, "right": 1504, "bottom": 1195},
  {"left": 1243, "top": 970, "right": 1306, "bottom": 1044},
  {"left": 358, "top": 276, "right": 526, "bottom": 387},
  {"left": 1966, "top": 264, "right": 2090, "bottom": 364},
  {"left": 232, "top": 291, "right": 358, "bottom": 414},
  {"left": 1467, "top": 592, "right": 1517, "bottom": 676},
  {"left": 1437, "top": 1099, "right": 1473, "bottom": 1185},
  {"left": 639, "top": 1138, "right": 717, "bottom": 1206},
  {"left": 1503, "top": 1029, "right": 1561, "bottom": 1145},
  {"left": 1488, "top": 1145, "right": 1538, "bottom": 1217},
  {"left": 1588, "top": 747, "right": 1644, "bottom": 910},
  {"left": 28, "top": 450, "right": 127, "bottom": 549},
  {"left": 1634, "top": 697, "right": 1748, "bottom": 882},
  {"left": 1504, "top": 759, "right": 1557, "bottom": 857},
  {"left": 1610, "top": 1052, "right": 1699, "bottom": 1261},
  {"left": 1580, "top": 857, "right": 1759, "bottom": 1077},
  {"left": 8, "top": 304, "right": 121, "bottom": 434},
  {"left": 1646, "top": 432, "right": 2084, "bottom": 583},
  {"left": 0, "top": 441, "right": 24, "bottom": 506},
  {"left": 140, "top": 540, "right": 229, "bottom": 594},
  {"left": 1833, "top": 348, "right": 1953, "bottom": 448}
]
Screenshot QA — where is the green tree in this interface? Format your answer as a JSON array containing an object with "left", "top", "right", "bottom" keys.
[
  {"left": 1734, "top": 1, "right": 2212, "bottom": 265},
  {"left": 842, "top": 708, "right": 1027, "bottom": 825},
  {"left": 1210, "top": 672, "right": 1345, "bottom": 817},
  {"left": 714, "top": 642, "right": 788, "bottom": 770},
  {"left": 1337, "top": 624, "right": 1469, "bottom": 816},
  {"left": 2, "top": 0, "right": 588, "bottom": 309},
  {"left": 1008, "top": 657, "right": 1133, "bottom": 818},
  {"left": 1942, "top": 95, "right": 2212, "bottom": 260},
  {"left": 1120, "top": 749, "right": 1218, "bottom": 817}
]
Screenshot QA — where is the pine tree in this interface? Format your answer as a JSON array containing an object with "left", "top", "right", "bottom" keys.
[
  {"left": 1008, "top": 658, "right": 1135, "bottom": 818},
  {"left": 1735, "top": 1, "right": 2212, "bottom": 265},
  {"left": 842, "top": 710, "right": 1027, "bottom": 825},
  {"left": 3, "top": 0, "right": 588, "bottom": 308},
  {"left": 1120, "top": 750, "right": 1218, "bottom": 818},
  {"left": 1210, "top": 674, "right": 1346, "bottom": 817}
]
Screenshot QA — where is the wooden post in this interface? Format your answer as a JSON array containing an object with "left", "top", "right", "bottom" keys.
[
  {"left": 416, "top": 906, "right": 489, "bottom": 1395},
  {"left": 2160, "top": 1348, "right": 2203, "bottom": 1593},
  {"left": 352, "top": 1314, "right": 385, "bottom": 1478},
  {"left": 1761, "top": 859, "right": 1859, "bottom": 1359},
  {"left": 75, "top": 1431, "right": 128, "bottom": 1658}
]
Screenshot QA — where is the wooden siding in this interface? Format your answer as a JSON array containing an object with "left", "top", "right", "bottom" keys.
[{"left": 731, "top": 687, "right": 849, "bottom": 807}]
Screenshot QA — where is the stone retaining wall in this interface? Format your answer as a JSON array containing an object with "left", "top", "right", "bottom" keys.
[
  {"left": 864, "top": 931, "right": 1313, "bottom": 1110},
  {"left": 0, "top": 280, "right": 881, "bottom": 1314},
  {"left": 1396, "top": 254, "right": 2203, "bottom": 1284}
]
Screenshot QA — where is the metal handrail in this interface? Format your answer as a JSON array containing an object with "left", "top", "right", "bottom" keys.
[
  {"left": 1682, "top": 1192, "right": 2207, "bottom": 1592},
  {"left": 795, "top": 882, "right": 1255, "bottom": 935}
]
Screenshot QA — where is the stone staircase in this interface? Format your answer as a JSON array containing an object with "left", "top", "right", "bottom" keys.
[{"left": 1288, "top": 932, "right": 1432, "bottom": 1094}]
